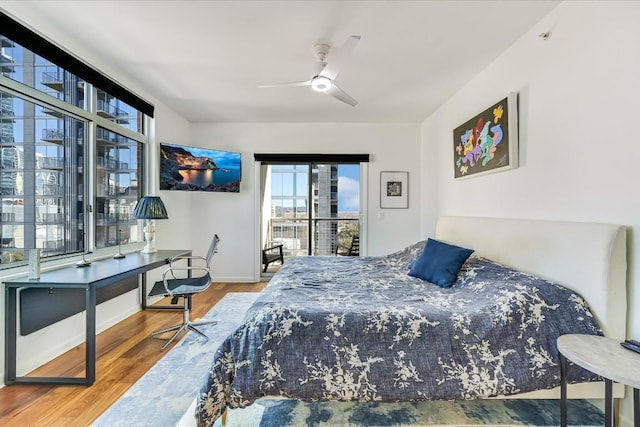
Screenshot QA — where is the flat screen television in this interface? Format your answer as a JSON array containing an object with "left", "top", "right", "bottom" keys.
[{"left": 159, "top": 143, "right": 241, "bottom": 192}]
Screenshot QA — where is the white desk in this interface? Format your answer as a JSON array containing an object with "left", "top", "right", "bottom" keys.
[{"left": 558, "top": 334, "right": 640, "bottom": 427}]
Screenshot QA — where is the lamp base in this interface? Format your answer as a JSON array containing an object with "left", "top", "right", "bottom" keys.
[
  {"left": 76, "top": 259, "right": 91, "bottom": 267},
  {"left": 113, "top": 252, "right": 126, "bottom": 259},
  {"left": 141, "top": 220, "right": 157, "bottom": 254}
]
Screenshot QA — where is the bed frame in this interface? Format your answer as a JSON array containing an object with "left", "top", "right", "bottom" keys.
[
  {"left": 435, "top": 216, "right": 627, "bottom": 398},
  {"left": 209, "top": 216, "right": 628, "bottom": 425}
]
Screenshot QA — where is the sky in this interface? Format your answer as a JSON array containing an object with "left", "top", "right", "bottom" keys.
[{"left": 337, "top": 164, "right": 360, "bottom": 212}]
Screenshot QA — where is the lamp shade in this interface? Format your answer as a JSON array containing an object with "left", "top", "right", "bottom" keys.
[{"left": 132, "top": 196, "right": 168, "bottom": 220}]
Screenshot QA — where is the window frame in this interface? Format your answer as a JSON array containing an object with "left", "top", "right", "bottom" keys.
[{"left": 0, "top": 48, "right": 150, "bottom": 268}]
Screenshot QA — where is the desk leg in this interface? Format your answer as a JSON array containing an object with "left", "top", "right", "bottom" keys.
[
  {"left": 141, "top": 271, "right": 148, "bottom": 310},
  {"left": 634, "top": 388, "right": 639, "bottom": 427},
  {"left": 86, "top": 286, "right": 96, "bottom": 386},
  {"left": 605, "top": 379, "right": 614, "bottom": 427},
  {"left": 560, "top": 353, "right": 567, "bottom": 427},
  {"left": 6, "top": 285, "right": 88, "bottom": 386},
  {"left": 5, "top": 286, "right": 17, "bottom": 384}
]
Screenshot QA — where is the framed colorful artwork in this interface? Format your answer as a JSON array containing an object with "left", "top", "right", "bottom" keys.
[
  {"left": 453, "top": 92, "right": 518, "bottom": 179},
  {"left": 380, "top": 171, "right": 408, "bottom": 209}
]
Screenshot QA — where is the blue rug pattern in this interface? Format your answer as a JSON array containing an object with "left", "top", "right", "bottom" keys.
[
  {"left": 217, "top": 398, "right": 604, "bottom": 427},
  {"left": 94, "top": 292, "right": 604, "bottom": 427}
]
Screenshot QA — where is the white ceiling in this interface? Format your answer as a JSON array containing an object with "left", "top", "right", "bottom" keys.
[{"left": 3, "top": 1, "right": 560, "bottom": 123}]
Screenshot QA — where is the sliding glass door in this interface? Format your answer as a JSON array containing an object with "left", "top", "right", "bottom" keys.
[{"left": 261, "top": 162, "right": 362, "bottom": 268}]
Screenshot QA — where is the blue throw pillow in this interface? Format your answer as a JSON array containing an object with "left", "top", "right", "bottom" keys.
[{"left": 408, "top": 238, "right": 474, "bottom": 288}]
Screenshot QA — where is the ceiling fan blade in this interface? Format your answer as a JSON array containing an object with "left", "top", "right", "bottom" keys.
[
  {"left": 319, "top": 35, "right": 360, "bottom": 80},
  {"left": 257, "top": 80, "right": 312, "bottom": 88},
  {"left": 325, "top": 83, "right": 358, "bottom": 107}
]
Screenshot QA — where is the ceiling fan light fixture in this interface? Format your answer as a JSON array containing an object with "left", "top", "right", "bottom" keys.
[{"left": 311, "top": 76, "right": 332, "bottom": 92}]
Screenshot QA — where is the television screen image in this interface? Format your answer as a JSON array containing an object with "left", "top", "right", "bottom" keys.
[{"left": 159, "top": 143, "right": 241, "bottom": 192}]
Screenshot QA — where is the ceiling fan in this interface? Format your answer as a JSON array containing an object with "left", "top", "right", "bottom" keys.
[{"left": 257, "top": 35, "right": 361, "bottom": 107}]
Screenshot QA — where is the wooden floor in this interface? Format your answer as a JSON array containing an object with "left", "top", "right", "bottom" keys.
[{"left": 0, "top": 282, "right": 266, "bottom": 427}]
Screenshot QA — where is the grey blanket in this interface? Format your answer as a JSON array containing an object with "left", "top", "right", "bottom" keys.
[{"left": 197, "top": 242, "right": 601, "bottom": 426}]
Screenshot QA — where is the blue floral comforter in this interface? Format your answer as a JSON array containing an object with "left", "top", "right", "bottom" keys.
[{"left": 196, "top": 242, "right": 602, "bottom": 426}]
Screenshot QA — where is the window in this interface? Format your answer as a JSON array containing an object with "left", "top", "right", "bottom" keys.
[
  {"left": 1, "top": 36, "right": 85, "bottom": 108},
  {"left": 95, "top": 127, "right": 141, "bottom": 249},
  {"left": 96, "top": 89, "right": 143, "bottom": 133},
  {"left": 261, "top": 162, "right": 362, "bottom": 258},
  {"left": 0, "top": 90, "right": 86, "bottom": 263},
  {"left": 0, "top": 19, "right": 150, "bottom": 268}
]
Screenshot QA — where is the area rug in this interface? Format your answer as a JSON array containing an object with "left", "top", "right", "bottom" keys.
[
  {"left": 198, "top": 398, "right": 604, "bottom": 427},
  {"left": 92, "top": 292, "right": 261, "bottom": 427},
  {"left": 95, "top": 292, "right": 605, "bottom": 427}
]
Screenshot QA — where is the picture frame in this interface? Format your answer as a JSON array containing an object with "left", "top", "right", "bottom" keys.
[
  {"left": 453, "top": 92, "right": 518, "bottom": 179},
  {"left": 159, "top": 143, "right": 241, "bottom": 192},
  {"left": 380, "top": 171, "right": 408, "bottom": 209}
]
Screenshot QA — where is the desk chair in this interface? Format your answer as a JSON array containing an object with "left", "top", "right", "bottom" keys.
[{"left": 149, "top": 234, "right": 219, "bottom": 350}]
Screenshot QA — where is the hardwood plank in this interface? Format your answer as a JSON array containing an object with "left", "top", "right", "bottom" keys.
[{"left": 0, "top": 281, "right": 266, "bottom": 426}]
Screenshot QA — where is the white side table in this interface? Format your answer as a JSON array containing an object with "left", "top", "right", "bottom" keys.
[{"left": 558, "top": 334, "right": 640, "bottom": 427}]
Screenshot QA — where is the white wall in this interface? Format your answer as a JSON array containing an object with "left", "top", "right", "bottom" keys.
[
  {"left": 182, "top": 122, "right": 422, "bottom": 281},
  {"left": 420, "top": 1, "right": 640, "bottom": 425}
]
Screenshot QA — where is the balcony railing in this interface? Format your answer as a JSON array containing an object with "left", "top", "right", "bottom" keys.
[
  {"left": 40, "top": 213, "right": 62, "bottom": 223},
  {"left": 41, "top": 128, "right": 64, "bottom": 143},
  {"left": 267, "top": 217, "right": 359, "bottom": 257},
  {"left": 0, "top": 187, "right": 19, "bottom": 195},
  {"left": 95, "top": 128, "right": 134, "bottom": 147},
  {"left": 40, "top": 184, "right": 64, "bottom": 196},
  {"left": 0, "top": 136, "right": 15, "bottom": 144},
  {"left": 96, "top": 100, "right": 130, "bottom": 123},
  {"left": 1, "top": 212, "right": 15, "bottom": 222},
  {"left": 95, "top": 212, "right": 133, "bottom": 225},
  {"left": 42, "top": 239, "right": 64, "bottom": 253},
  {"left": 41, "top": 71, "right": 64, "bottom": 91},
  {"left": 39, "top": 157, "right": 64, "bottom": 170},
  {"left": 97, "top": 183, "right": 134, "bottom": 197},
  {"left": 97, "top": 156, "right": 129, "bottom": 170},
  {"left": 41, "top": 71, "right": 63, "bottom": 84},
  {"left": 0, "top": 237, "right": 15, "bottom": 247}
]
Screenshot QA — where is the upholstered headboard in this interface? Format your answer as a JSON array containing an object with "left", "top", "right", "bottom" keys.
[
  {"left": 435, "top": 216, "right": 627, "bottom": 340},
  {"left": 435, "top": 216, "right": 627, "bottom": 399}
]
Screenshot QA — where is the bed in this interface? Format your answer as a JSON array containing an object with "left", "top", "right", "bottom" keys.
[{"left": 196, "top": 216, "right": 627, "bottom": 426}]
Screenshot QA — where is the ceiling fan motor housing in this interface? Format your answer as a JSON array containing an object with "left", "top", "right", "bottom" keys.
[{"left": 311, "top": 75, "right": 332, "bottom": 92}]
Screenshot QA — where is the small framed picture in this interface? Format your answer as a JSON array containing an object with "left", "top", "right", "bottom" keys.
[{"left": 380, "top": 171, "right": 408, "bottom": 209}]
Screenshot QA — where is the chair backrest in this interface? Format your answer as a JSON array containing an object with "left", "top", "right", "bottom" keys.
[
  {"left": 348, "top": 236, "right": 360, "bottom": 256},
  {"left": 205, "top": 234, "right": 220, "bottom": 267}
]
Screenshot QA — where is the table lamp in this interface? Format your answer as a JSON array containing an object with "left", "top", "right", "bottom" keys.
[{"left": 132, "top": 195, "right": 168, "bottom": 253}]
